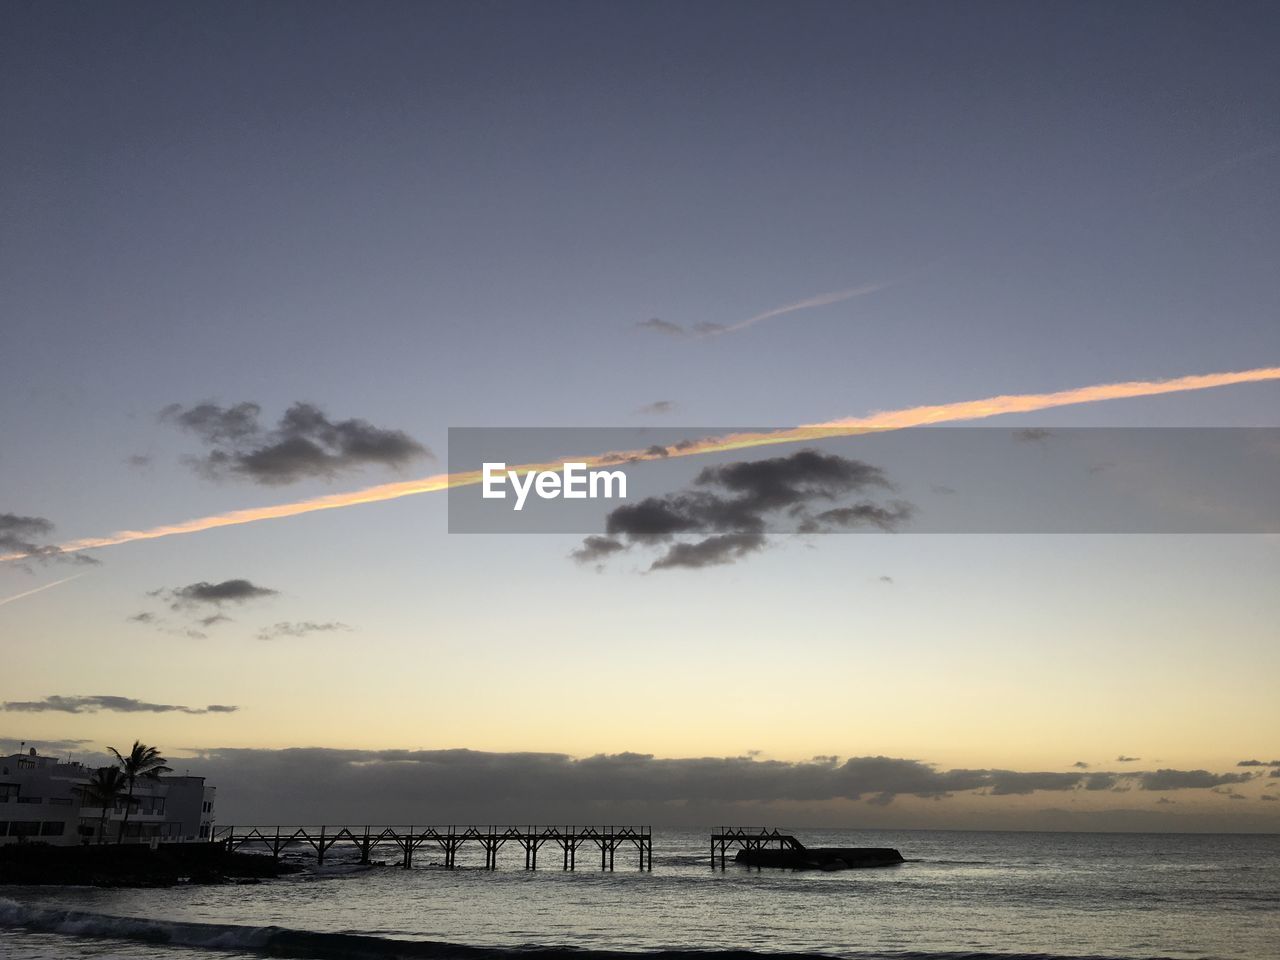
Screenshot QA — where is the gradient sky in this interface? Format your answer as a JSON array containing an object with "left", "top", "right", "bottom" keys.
[{"left": 2, "top": 1, "right": 1277, "bottom": 830}]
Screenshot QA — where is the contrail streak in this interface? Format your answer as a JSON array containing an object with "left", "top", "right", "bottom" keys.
[
  {"left": 702, "top": 281, "right": 894, "bottom": 337},
  {"left": 3, "top": 365, "right": 1278, "bottom": 561},
  {"left": 0, "top": 574, "right": 84, "bottom": 608}
]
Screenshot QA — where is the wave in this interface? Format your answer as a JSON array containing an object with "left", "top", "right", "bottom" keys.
[{"left": 0, "top": 899, "right": 1178, "bottom": 960}]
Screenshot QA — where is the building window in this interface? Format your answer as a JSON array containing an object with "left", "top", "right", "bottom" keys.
[
  {"left": 40, "top": 821, "right": 65, "bottom": 837},
  {"left": 10, "top": 821, "right": 40, "bottom": 838},
  {"left": 0, "top": 821, "right": 9, "bottom": 836},
  {"left": 16, "top": 796, "right": 42, "bottom": 804},
  {"left": 0, "top": 783, "right": 18, "bottom": 801},
  {"left": 49, "top": 797, "right": 73, "bottom": 806}
]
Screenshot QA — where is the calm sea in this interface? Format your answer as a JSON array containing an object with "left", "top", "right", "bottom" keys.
[{"left": 2, "top": 829, "right": 1276, "bottom": 960}]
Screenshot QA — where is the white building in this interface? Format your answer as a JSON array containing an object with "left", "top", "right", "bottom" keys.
[{"left": 0, "top": 747, "right": 215, "bottom": 846}]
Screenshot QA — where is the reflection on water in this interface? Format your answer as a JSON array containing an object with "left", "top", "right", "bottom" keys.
[{"left": 3, "top": 830, "right": 1277, "bottom": 960}]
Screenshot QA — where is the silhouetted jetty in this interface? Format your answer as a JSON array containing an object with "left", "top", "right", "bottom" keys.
[
  {"left": 215, "top": 825, "right": 651, "bottom": 871},
  {"left": 712, "top": 827, "right": 903, "bottom": 870}
]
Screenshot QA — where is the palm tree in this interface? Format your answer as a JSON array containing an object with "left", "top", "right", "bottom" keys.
[
  {"left": 80, "top": 766, "right": 127, "bottom": 844},
  {"left": 109, "top": 741, "right": 172, "bottom": 843}
]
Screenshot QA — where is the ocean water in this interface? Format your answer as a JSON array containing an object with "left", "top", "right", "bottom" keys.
[{"left": 1, "top": 829, "right": 1277, "bottom": 960}]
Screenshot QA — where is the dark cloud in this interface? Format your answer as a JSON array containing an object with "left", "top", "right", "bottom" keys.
[
  {"left": 172, "top": 748, "right": 1263, "bottom": 825},
  {"left": 987, "top": 771, "right": 1085, "bottom": 795},
  {"left": 1262, "top": 795, "right": 1278, "bottom": 802},
  {"left": 256, "top": 621, "right": 351, "bottom": 640},
  {"left": 649, "top": 532, "right": 767, "bottom": 570},
  {"left": 0, "top": 737, "right": 93, "bottom": 755},
  {"left": 1270, "top": 769, "right": 1280, "bottom": 778},
  {"left": 162, "top": 401, "right": 431, "bottom": 485},
  {"left": 125, "top": 454, "right": 152, "bottom": 468},
  {"left": 1083, "top": 773, "right": 1117, "bottom": 791},
  {"left": 1138, "top": 769, "right": 1253, "bottom": 791},
  {"left": 155, "top": 579, "right": 278, "bottom": 609},
  {"left": 1116, "top": 755, "right": 1141, "bottom": 762},
  {"left": 1072, "top": 761, "right": 1090, "bottom": 769},
  {"left": 570, "top": 536, "right": 627, "bottom": 565},
  {"left": 1, "top": 695, "right": 237, "bottom": 715},
  {"left": 579, "top": 450, "right": 911, "bottom": 572},
  {"left": 797, "top": 502, "right": 913, "bottom": 533},
  {"left": 1236, "top": 759, "right": 1280, "bottom": 767},
  {"left": 0, "top": 513, "right": 97, "bottom": 565},
  {"left": 197, "top": 613, "right": 232, "bottom": 628},
  {"left": 127, "top": 612, "right": 155, "bottom": 623},
  {"left": 636, "top": 401, "right": 676, "bottom": 416},
  {"left": 879, "top": 575, "right": 894, "bottom": 584},
  {"left": 1015, "top": 428, "right": 1053, "bottom": 443},
  {"left": 930, "top": 483, "right": 957, "bottom": 495},
  {"left": 634, "top": 318, "right": 687, "bottom": 337}
]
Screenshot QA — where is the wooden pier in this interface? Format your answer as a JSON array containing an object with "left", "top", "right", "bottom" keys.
[
  {"left": 213, "top": 825, "right": 652, "bottom": 871},
  {"left": 710, "top": 827, "right": 803, "bottom": 869}
]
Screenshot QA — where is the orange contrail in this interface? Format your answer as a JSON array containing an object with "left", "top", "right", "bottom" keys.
[{"left": 4, "top": 365, "right": 1278, "bottom": 561}]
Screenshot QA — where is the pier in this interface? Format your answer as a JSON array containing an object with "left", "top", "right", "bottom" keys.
[
  {"left": 213, "top": 825, "right": 652, "bottom": 871},
  {"left": 710, "top": 827, "right": 804, "bottom": 869}
]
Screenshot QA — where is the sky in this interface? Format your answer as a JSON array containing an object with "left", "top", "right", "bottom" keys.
[{"left": 1, "top": 0, "right": 1278, "bottom": 831}]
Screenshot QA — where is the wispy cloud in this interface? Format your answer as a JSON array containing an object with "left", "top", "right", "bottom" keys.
[
  {"left": 2, "top": 695, "right": 237, "bottom": 715},
  {"left": 256, "top": 621, "right": 351, "bottom": 640},
  {"left": 637, "top": 281, "right": 896, "bottom": 339},
  {"left": 635, "top": 400, "right": 676, "bottom": 416}
]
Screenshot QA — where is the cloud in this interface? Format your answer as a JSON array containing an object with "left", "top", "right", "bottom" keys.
[
  {"left": 1237, "top": 759, "right": 1280, "bottom": 767},
  {"left": 634, "top": 318, "right": 686, "bottom": 337},
  {"left": 124, "top": 454, "right": 152, "bottom": 468},
  {"left": 649, "top": 532, "right": 767, "bottom": 570},
  {"left": 578, "top": 449, "right": 911, "bottom": 571},
  {"left": 1262, "top": 795, "right": 1278, "bottom": 802},
  {"left": 636, "top": 401, "right": 676, "bottom": 416},
  {"left": 128, "top": 612, "right": 155, "bottom": 624},
  {"left": 570, "top": 536, "right": 628, "bottom": 565},
  {"left": 1072, "top": 761, "right": 1090, "bottom": 769},
  {"left": 1015, "top": 428, "right": 1053, "bottom": 442},
  {"left": 171, "top": 747, "right": 1268, "bottom": 826},
  {"left": 634, "top": 283, "right": 897, "bottom": 340},
  {"left": 154, "top": 579, "right": 278, "bottom": 609},
  {"left": 1116, "top": 755, "right": 1141, "bottom": 762},
  {"left": 879, "top": 575, "right": 894, "bottom": 584},
  {"left": 1083, "top": 773, "right": 1118, "bottom": 791},
  {"left": 197, "top": 613, "right": 232, "bottom": 628},
  {"left": 162, "top": 401, "right": 431, "bottom": 485},
  {"left": 1138, "top": 769, "right": 1253, "bottom": 791},
  {"left": 1, "top": 695, "right": 237, "bottom": 715},
  {"left": 0, "top": 513, "right": 97, "bottom": 566},
  {"left": 256, "top": 621, "right": 351, "bottom": 641},
  {"left": 0, "top": 737, "right": 93, "bottom": 755}
]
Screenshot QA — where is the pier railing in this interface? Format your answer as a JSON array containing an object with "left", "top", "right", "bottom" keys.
[
  {"left": 212, "top": 824, "right": 652, "bottom": 871},
  {"left": 710, "top": 827, "right": 804, "bottom": 869}
]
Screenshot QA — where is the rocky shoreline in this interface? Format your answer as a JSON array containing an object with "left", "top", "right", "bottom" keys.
[{"left": 0, "top": 842, "right": 301, "bottom": 887}]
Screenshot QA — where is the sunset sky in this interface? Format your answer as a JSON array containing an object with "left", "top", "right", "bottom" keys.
[{"left": 2, "top": 1, "right": 1277, "bottom": 830}]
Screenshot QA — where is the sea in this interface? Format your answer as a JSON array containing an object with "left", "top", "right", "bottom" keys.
[{"left": 1, "top": 829, "right": 1277, "bottom": 960}]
